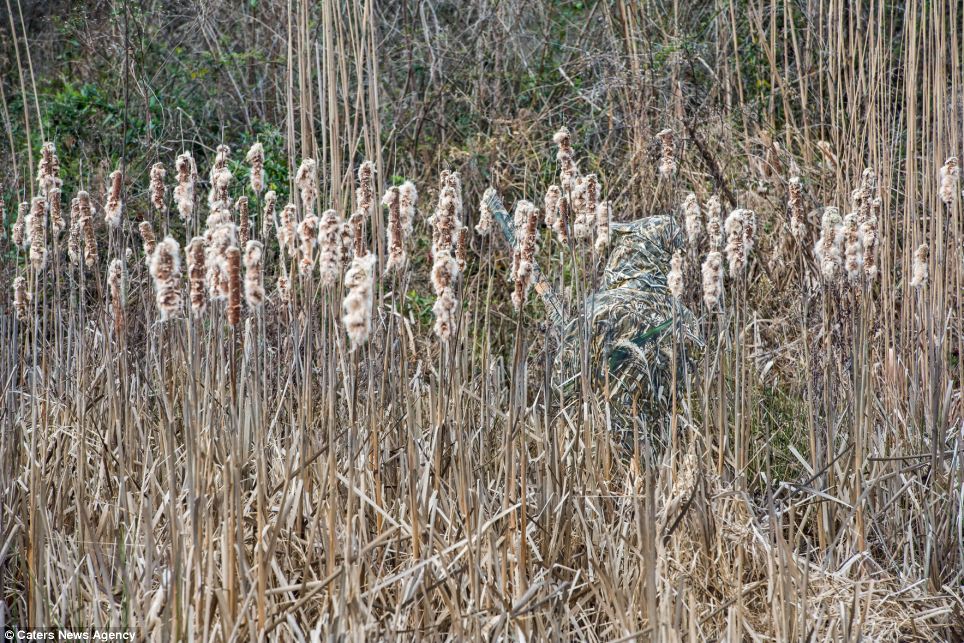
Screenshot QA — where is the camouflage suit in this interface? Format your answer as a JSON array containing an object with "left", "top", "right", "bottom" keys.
[{"left": 486, "top": 192, "right": 701, "bottom": 447}]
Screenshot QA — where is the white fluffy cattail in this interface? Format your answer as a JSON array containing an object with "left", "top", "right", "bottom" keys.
[
  {"left": 77, "top": 191, "right": 98, "bottom": 268},
  {"left": 842, "top": 213, "right": 863, "bottom": 283},
  {"left": 910, "top": 243, "right": 929, "bottom": 289},
  {"left": 67, "top": 204, "right": 82, "bottom": 265},
  {"left": 432, "top": 286, "right": 458, "bottom": 342},
  {"left": 139, "top": 221, "right": 157, "bottom": 257},
  {"left": 595, "top": 200, "right": 611, "bottom": 252},
  {"left": 149, "top": 163, "right": 166, "bottom": 211},
  {"left": 431, "top": 177, "right": 463, "bottom": 256},
  {"left": 724, "top": 208, "right": 753, "bottom": 276},
  {"left": 150, "top": 237, "right": 183, "bottom": 320},
  {"left": 28, "top": 197, "right": 47, "bottom": 270},
  {"left": 682, "top": 193, "right": 702, "bottom": 248},
  {"left": 860, "top": 200, "right": 880, "bottom": 280},
  {"left": 399, "top": 181, "right": 417, "bottom": 235},
  {"left": 107, "top": 259, "right": 125, "bottom": 333},
  {"left": 318, "top": 209, "right": 351, "bottom": 286},
  {"left": 701, "top": 251, "right": 724, "bottom": 310},
  {"left": 668, "top": 250, "right": 684, "bottom": 299},
  {"left": 788, "top": 177, "right": 806, "bottom": 240},
  {"left": 186, "top": 237, "right": 208, "bottom": 315},
  {"left": 295, "top": 158, "right": 318, "bottom": 214},
  {"left": 13, "top": 276, "right": 28, "bottom": 321},
  {"left": 351, "top": 161, "right": 376, "bottom": 257},
  {"left": 48, "top": 188, "right": 65, "bottom": 237},
  {"left": 208, "top": 167, "right": 233, "bottom": 211},
  {"left": 383, "top": 187, "right": 406, "bottom": 274},
  {"left": 476, "top": 187, "right": 496, "bottom": 236},
  {"left": 12, "top": 202, "right": 27, "bottom": 249},
  {"left": 244, "top": 240, "right": 265, "bottom": 309},
  {"left": 543, "top": 185, "right": 561, "bottom": 229},
  {"left": 297, "top": 214, "right": 319, "bottom": 276},
  {"left": 553, "top": 127, "right": 580, "bottom": 191},
  {"left": 939, "top": 157, "right": 959, "bottom": 206},
  {"left": 174, "top": 152, "right": 197, "bottom": 222},
  {"left": 37, "top": 141, "right": 62, "bottom": 196},
  {"left": 342, "top": 253, "right": 377, "bottom": 350},
  {"left": 104, "top": 169, "right": 123, "bottom": 228},
  {"left": 512, "top": 201, "right": 539, "bottom": 310},
  {"left": 277, "top": 203, "right": 298, "bottom": 257},
  {"left": 814, "top": 207, "right": 843, "bottom": 283},
  {"left": 705, "top": 195, "right": 723, "bottom": 250},
  {"left": 245, "top": 142, "right": 266, "bottom": 194},
  {"left": 261, "top": 190, "right": 277, "bottom": 239}
]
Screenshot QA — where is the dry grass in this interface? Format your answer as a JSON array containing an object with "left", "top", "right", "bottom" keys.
[{"left": 2, "top": 0, "right": 964, "bottom": 640}]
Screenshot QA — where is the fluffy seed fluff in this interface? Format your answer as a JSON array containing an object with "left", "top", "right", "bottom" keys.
[
  {"left": 295, "top": 158, "right": 318, "bottom": 214},
  {"left": 553, "top": 127, "right": 579, "bottom": 191},
  {"left": 104, "top": 169, "right": 123, "bottom": 227},
  {"left": 543, "top": 185, "right": 561, "bottom": 229},
  {"left": 186, "top": 237, "right": 208, "bottom": 315},
  {"left": 13, "top": 276, "right": 29, "bottom": 321},
  {"left": 245, "top": 142, "right": 266, "bottom": 194},
  {"left": 383, "top": 187, "right": 406, "bottom": 274},
  {"left": 433, "top": 286, "right": 458, "bottom": 342},
  {"left": 150, "top": 237, "right": 183, "bottom": 320},
  {"left": 298, "top": 215, "right": 320, "bottom": 276},
  {"left": 78, "top": 191, "right": 98, "bottom": 268},
  {"left": 399, "top": 181, "right": 417, "bottom": 236},
  {"left": 476, "top": 187, "right": 496, "bottom": 236},
  {"left": 724, "top": 208, "right": 754, "bottom": 276},
  {"left": 37, "top": 141, "right": 62, "bottom": 196},
  {"left": 668, "top": 250, "right": 684, "bottom": 299},
  {"left": 49, "top": 188, "right": 65, "bottom": 237},
  {"left": 67, "top": 203, "right": 81, "bottom": 265},
  {"left": 243, "top": 240, "right": 265, "bottom": 309},
  {"left": 860, "top": 200, "right": 880, "bottom": 280},
  {"left": 12, "top": 202, "right": 27, "bottom": 249},
  {"left": 842, "top": 213, "right": 864, "bottom": 283},
  {"left": 352, "top": 161, "right": 377, "bottom": 257},
  {"left": 342, "top": 253, "right": 377, "bottom": 350},
  {"left": 318, "top": 209, "right": 351, "bottom": 286},
  {"left": 511, "top": 201, "right": 539, "bottom": 310},
  {"left": 814, "top": 207, "right": 843, "bottom": 283},
  {"left": 28, "top": 197, "right": 47, "bottom": 270},
  {"left": 277, "top": 204, "right": 298, "bottom": 257},
  {"left": 701, "top": 251, "right": 724, "bottom": 310},
  {"left": 149, "top": 163, "right": 166, "bottom": 211},
  {"left": 683, "top": 193, "right": 702, "bottom": 249},
  {"left": 139, "top": 221, "right": 157, "bottom": 258},
  {"left": 910, "top": 243, "right": 929, "bottom": 289},
  {"left": 788, "top": 177, "right": 807, "bottom": 241},
  {"left": 262, "top": 190, "right": 277, "bottom": 238},
  {"left": 705, "top": 195, "right": 723, "bottom": 250},
  {"left": 939, "top": 157, "right": 959, "bottom": 206},
  {"left": 174, "top": 152, "right": 197, "bottom": 222},
  {"left": 107, "top": 258, "right": 125, "bottom": 334}
]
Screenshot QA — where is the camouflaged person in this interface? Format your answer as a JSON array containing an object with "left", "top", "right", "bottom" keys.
[{"left": 485, "top": 190, "right": 701, "bottom": 449}]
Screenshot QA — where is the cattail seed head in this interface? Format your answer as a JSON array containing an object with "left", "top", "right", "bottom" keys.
[
  {"left": 511, "top": 201, "right": 539, "bottom": 310},
  {"left": 226, "top": 246, "right": 242, "bottom": 325},
  {"left": 67, "top": 205, "right": 82, "bottom": 266},
  {"left": 668, "top": 250, "right": 684, "bottom": 299},
  {"left": 595, "top": 200, "right": 611, "bottom": 252},
  {"left": 724, "top": 208, "right": 752, "bottom": 276},
  {"left": 261, "top": 190, "right": 277, "bottom": 238},
  {"left": 277, "top": 203, "right": 298, "bottom": 257},
  {"left": 939, "top": 157, "right": 959, "bottom": 206},
  {"left": 432, "top": 287, "right": 458, "bottom": 342},
  {"left": 13, "top": 276, "right": 28, "bottom": 321},
  {"left": 174, "top": 152, "right": 197, "bottom": 222},
  {"left": 28, "top": 197, "right": 47, "bottom": 270},
  {"left": 456, "top": 226, "right": 468, "bottom": 273},
  {"left": 860, "top": 202, "right": 880, "bottom": 281},
  {"left": 107, "top": 258, "right": 125, "bottom": 334},
  {"left": 186, "top": 237, "right": 208, "bottom": 315},
  {"left": 842, "top": 213, "right": 863, "bottom": 283},
  {"left": 399, "top": 180, "right": 417, "bottom": 236},
  {"left": 245, "top": 142, "right": 266, "bottom": 194},
  {"left": 342, "top": 253, "right": 377, "bottom": 349},
  {"left": 553, "top": 127, "right": 579, "bottom": 191},
  {"left": 295, "top": 158, "right": 318, "bottom": 214},
  {"left": 788, "top": 177, "right": 807, "bottom": 241},
  {"left": 243, "top": 240, "right": 265, "bottom": 309},
  {"left": 237, "top": 196, "right": 250, "bottom": 248},
  {"left": 383, "top": 187, "right": 406, "bottom": 274},
  {"left": 814, "top": 207, "right": 843, "bottom": 283},
  {"left": 705, "top": 195, "right": 723, "bottom": 250},
  {"left": 701, "top": 251, "right": 724, "bottom": 310},
  {"left": 910, "top": 243, "right": 929, "bottom": 289},
  {"left": 12, "top": 201, "right": 27, "bottom": 249},
  {"left": 77, "top": 191, "right": 98, "bottom": 268},
  {"left": 149, "top": 163, "right": 166, "bottom": 211},
  {"left": 431, "top": 248, "right": 459, "bottom": 295},
  {"left": 48, "top": 188, "right": 65, "bottom": 237},
  {"left": 318, "top": 209, "right": 351, "bottom": 286},
  {"left": 208, "top": 167, "right": 233, "bottom": 211},
  {"left": 476, "top": 187, "right": 496, "bottom": 236},
  {"left": 104, "top": 169, "right": 123, "bottom": 228},
  {"left": 297, "top": 214, "right": 319, "bottom": 276},
  {"left": 150, "top": 237, "right": 183, "bottom": 320},
  {"left": 683, "top": 193, "right": 702, "bottom": 248},
  {"left": 37, "top": 141, "right": 62, "bottom": 196},
  {"left": 139, "top": 221, "right": 157, "bottom": 257},
  {"left": 351, "top": 161, "right": 376, "bottom": 256},
  {"left": 543, "top": 185, "right": 561, "bottom": 229},
  {"left": 277, "top": 273, "right": 291, "bottom": 304}
]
